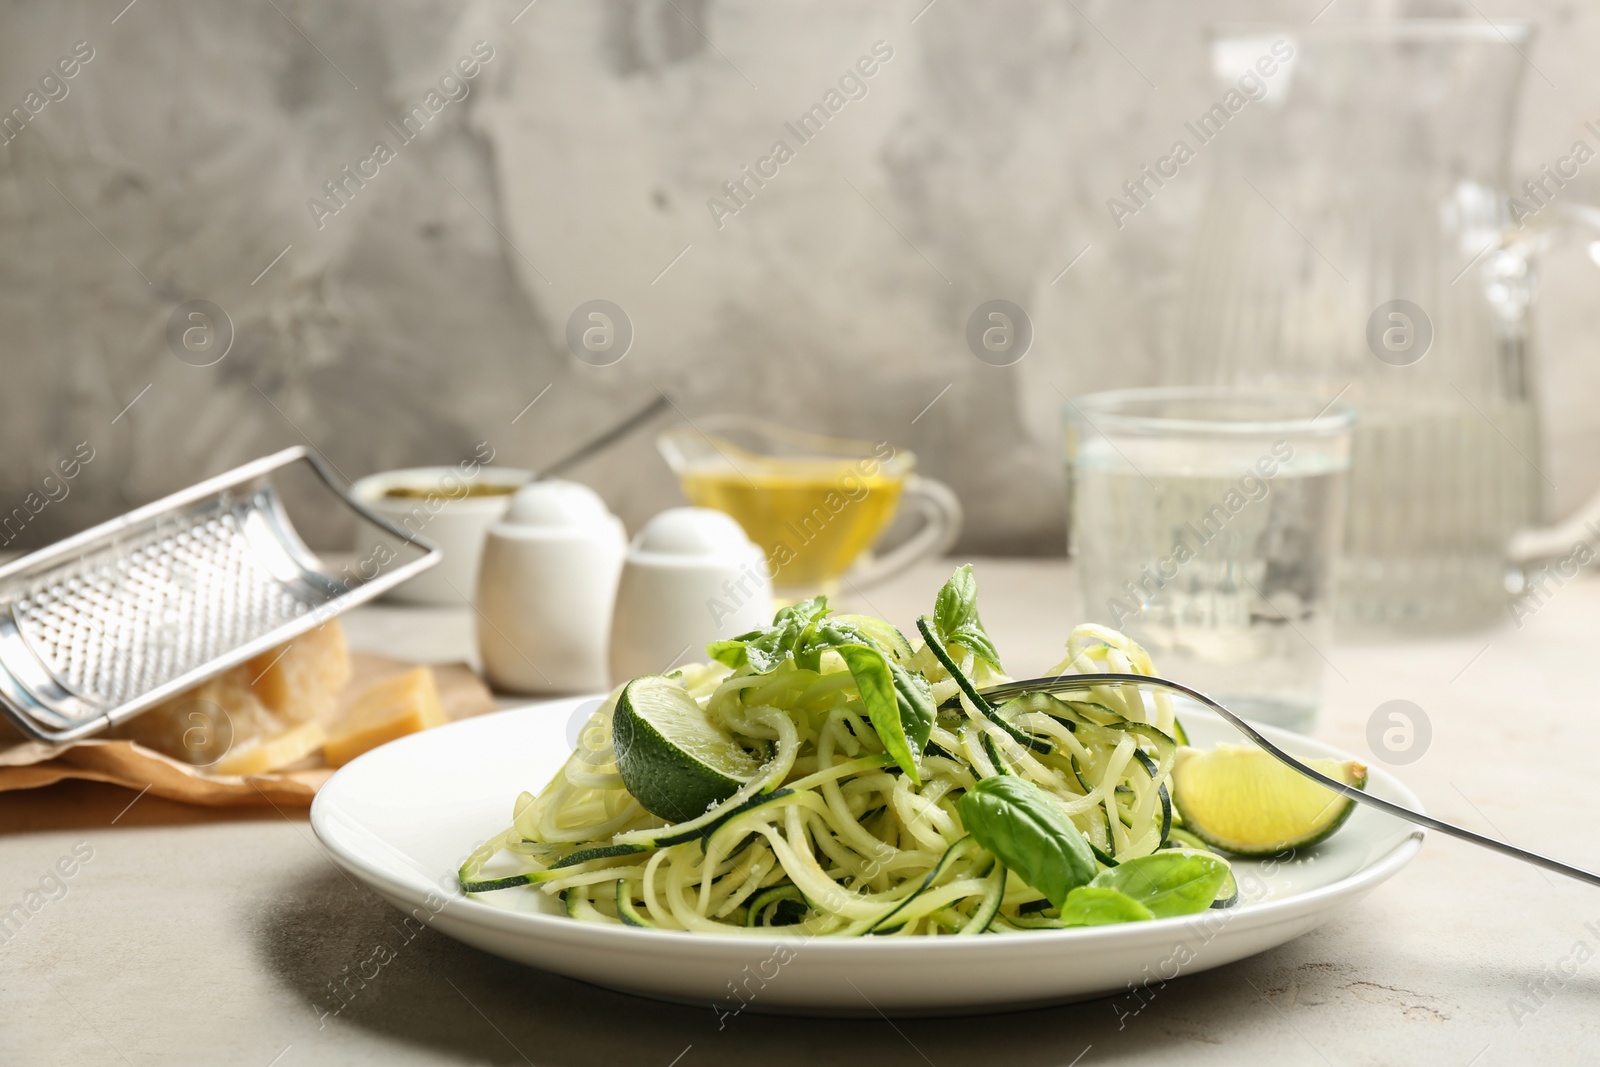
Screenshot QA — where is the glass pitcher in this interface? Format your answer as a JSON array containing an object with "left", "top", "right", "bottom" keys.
[
  {"left": 1167, "top": 21, "right": 1600, "bottom": 631},
  {"left": 657, "top": 416, "right": 963, "bottom": 601}
]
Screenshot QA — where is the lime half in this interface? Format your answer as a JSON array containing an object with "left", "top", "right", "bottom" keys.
[
  {"left": 614, "top": 675, "right": 760, "bottom": 823},
  {"left": 1171, "top": 744, "right": 1367, "bottom": 857}
]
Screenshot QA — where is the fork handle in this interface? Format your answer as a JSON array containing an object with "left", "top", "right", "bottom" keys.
[{"left": 982, "top": 673, "right": 1600, "bottom": 890}]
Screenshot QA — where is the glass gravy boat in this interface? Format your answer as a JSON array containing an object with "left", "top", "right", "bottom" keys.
[{"left": 657, "top": 416, "right": 962, "bottom": 600}]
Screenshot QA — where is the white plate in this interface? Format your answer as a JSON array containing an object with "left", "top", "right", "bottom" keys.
[{"left": 311, "top": 697, "right": 1424, "bottom": 1017}]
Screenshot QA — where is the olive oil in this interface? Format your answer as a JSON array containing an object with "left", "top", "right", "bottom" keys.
[{"left": 679, "top": 458, "right": 904, "bottom": 593}]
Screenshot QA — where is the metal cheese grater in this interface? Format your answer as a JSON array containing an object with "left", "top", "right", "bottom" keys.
[{"left": 0, "top": 447, "right": 439, "bottom": 744}]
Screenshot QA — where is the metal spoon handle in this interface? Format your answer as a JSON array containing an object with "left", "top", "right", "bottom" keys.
[
  {"left": 981, "top": 673, "right": 1600, "bottom": 890},
  {"left": 534, "top": 394, "right": 670, "bottom": 481}
]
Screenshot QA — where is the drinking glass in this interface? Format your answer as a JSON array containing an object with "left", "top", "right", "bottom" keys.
[
  {"left": 1065, "top": 388, "right": 1356, "bottom": 731},
  {"left": 657, "top": 416, "right": 962, "bottom": 601}
]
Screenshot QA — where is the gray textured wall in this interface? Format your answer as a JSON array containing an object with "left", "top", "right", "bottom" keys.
[{"left": 3, "top": 0, "right": 1600, "bottom": 554}]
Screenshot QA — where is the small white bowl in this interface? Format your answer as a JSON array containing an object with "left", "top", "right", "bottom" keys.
[{"left": 351, "top": 465, "right": 532, "bottom": 604}]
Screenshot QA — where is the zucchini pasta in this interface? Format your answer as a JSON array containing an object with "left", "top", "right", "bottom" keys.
[{"left": 459, "top": 566, "right": 1234, "bottom": 934}]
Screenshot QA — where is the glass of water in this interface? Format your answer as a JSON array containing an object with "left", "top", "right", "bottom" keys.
[{"left": 1065, "top": 388, "right": 1357, "bottom": 732}]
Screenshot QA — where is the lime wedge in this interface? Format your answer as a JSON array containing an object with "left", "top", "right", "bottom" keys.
[
  {"left": 614, "top": 675, "right": 761, "bottom": 823},
  {"left": 1171, "top": 745, "right": 1367, "bottom": 857}
]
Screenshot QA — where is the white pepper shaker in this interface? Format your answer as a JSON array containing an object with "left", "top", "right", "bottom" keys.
[
  {"left": 609, "top": 508, "right": 773, "bottom": 683},
  {"left": 475, "top": 481, "right": 625, "bottom": 694}
]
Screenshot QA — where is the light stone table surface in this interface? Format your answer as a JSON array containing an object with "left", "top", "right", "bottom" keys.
[{"left": 2, "top": 558, "right": 1598, "bottom": 1066}]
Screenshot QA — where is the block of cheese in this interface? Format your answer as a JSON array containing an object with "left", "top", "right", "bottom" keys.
[
  {"left": 323, "top": 667, "right": 446, "bottom": 768},
  {"left": 214, "top": 719, "right": 327, "bottom": 777},
  {"left": 114, "top": 675, "right": 277, "bottom": 766},
  {"left": 114, "top": 620, "right": 351, "bottom": 764},
  {"left": 244, "top": 621, "right": 351, "bottom": 725}
]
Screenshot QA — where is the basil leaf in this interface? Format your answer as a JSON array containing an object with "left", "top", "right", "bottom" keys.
[
  {"left": 815, "top": 620, "right": 867, "bottom": 645},
  {"left": 932, "top": 564, "right": 1002, "bottom": 672},
  {"left": 934, "top": 564, "right": 978, "bottom": 636},
  {"left": 807, "top": 620, "right": 888, "bottom": 666},
  {"left": 833, "top": 643, "right": 921, "bottom": 783},
  {"left": 888, "top": 658, "right": 934, "bottom": 755},
  {"left": 706, "top": 630, "right": 765, "bottom": 670},
  {"left": 705, "top": 596, "right": 831, "bottom": 676},
  {"left": 743, "top": 636, "right": 787, "bottom": 674},
  {"left": 832, "top": 614, "right": 914, "bottom": 664},
  {"left": 1089, "top": 852, "right": 1229, "bottom": 918},
  {"left": 956, "top": 775, "right": 1096, "bottom": 908},
  {"left": 774, "top": 596, "right": 830, "bottom": 641},
  {"left": 776, "top": 596, "right": 832, "bottom": 671},
  {"left": 1057, "top": 886, "right": 1156, "bottom": 926},
  {"left": 706, "top": 640, "right": 745, "bottom": 669},
  {"left": 947, "top": 622, "right": 1001, "bottom": 673},
  {"left": 727, "top": 628, "right": 787, "bottom": 674}
]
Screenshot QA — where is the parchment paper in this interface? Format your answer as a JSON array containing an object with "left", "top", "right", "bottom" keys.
[{"left": 0, "top": 653, "right": 498, "bottom": 807}]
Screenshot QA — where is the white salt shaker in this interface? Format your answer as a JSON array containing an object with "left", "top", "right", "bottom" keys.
[
  {"left": 475, "top": 481, "right": 626, "bottom": 694},
  {"left": 609, "top": 508, "right": 773, "bottom": 683}
]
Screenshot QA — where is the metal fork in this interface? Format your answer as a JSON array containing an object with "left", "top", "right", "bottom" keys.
[{"left": 979, "top": 672, "right": 1600, "bottom": 889}]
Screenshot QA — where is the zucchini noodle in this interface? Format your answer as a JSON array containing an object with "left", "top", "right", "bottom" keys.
[{"left": 460, "top": 574, "right": 1218, "bottom": 935}]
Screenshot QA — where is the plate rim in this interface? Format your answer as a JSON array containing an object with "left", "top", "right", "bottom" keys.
[{"left": 311, "top": 697, "right": 1426, "bottom": 957}]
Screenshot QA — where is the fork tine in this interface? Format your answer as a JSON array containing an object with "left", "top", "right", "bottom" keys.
[{"left": 980, "top": 673, "right": 1600, "bottom": 890}]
